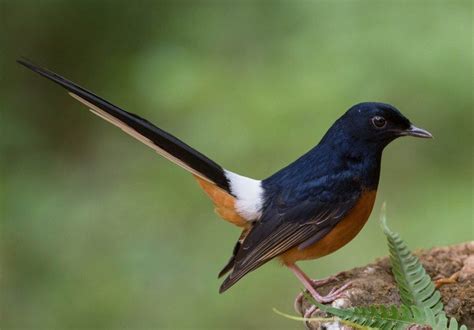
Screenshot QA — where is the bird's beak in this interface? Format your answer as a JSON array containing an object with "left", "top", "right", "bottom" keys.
[{"left": 403, "top": 125, "right": 433, "bottom": 138}]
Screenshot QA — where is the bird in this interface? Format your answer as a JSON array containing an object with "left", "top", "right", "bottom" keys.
[{"left": 17, "top": 58, "right": 432, "bottom": 304}]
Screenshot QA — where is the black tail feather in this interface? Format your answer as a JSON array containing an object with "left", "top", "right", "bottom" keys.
[{"left": 17, "top": 58, "right": 231, "bottom": 192}]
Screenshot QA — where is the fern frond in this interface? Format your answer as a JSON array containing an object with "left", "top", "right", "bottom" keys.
[
  {"left": 380, "top": 205, "right": 444, "bottom": 316},
  {"left": 309, "top": 300, "right": 427, "bottom": 330},
  {"left": 311, "top": 300, "right": 468, "bottom": 330},
  {"left": 435, "top": 311, "right": 468, "bottom": 330},
  {"left": 272, "top": 308, "right": 371, "bottom": 329},
  {"left": 286, "top": 206, "right": 468, "bottom": 330}
]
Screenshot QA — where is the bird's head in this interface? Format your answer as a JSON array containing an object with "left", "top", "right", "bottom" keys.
[{"left": 335, "top": 102, "right": 432, "bottom": 150}]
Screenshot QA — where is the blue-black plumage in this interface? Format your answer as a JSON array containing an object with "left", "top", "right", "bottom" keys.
[
  {"left": 219, "top": 102, "right": 432, "bottom": 293},
  {"left": 17, "top": 59, "right": 432, "bottom": 303}
]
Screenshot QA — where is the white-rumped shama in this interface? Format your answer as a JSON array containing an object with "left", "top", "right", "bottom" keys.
[{"left": 17, "top": 59, "right": 432, "bottom": 304}]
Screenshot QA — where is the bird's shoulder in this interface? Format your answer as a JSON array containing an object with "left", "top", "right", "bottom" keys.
[{"left": 262, "top": 167, "right": 362, "bottom": 215}]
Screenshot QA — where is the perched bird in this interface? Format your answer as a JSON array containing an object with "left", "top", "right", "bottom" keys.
[{"left": 17, "top": 59, "right": 432, "bottom": 304}]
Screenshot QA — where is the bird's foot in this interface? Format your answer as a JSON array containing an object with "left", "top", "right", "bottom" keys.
[
  {"left": 311, "top": 281, "right": 353, "bottom": 303},
  {"left": 309, "top": 275, "right": 339, "bottom": 287},
  {"left": 294, "top": 279, "right": 352, "bottom": 314}
]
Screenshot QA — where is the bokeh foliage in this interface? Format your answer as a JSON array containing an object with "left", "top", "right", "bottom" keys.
[{"left": 1, "top": 1, "right": 472, "bottom": 329}]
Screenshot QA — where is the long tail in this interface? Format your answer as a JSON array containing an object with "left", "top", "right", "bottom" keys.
[
  {"left": 18, "top": 59, "right": 270, "bottom": 289},
  {"left": 17, "top": 58, "right": 231, "bottom": 191},
  {"left": 17, "top": 59, "right": 264, "bottom": 228}
]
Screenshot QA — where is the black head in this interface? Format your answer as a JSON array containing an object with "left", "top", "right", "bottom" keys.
[{"left": 334, "top": 102, "right": 432, "bottom": 149}]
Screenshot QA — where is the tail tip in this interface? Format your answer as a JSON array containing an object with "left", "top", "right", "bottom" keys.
[
  {"left": 16, "top": 58, "right": 44, "bottom": 75},
  {"left": 17, "top": 57, "right": 33, "bottom": 68}
]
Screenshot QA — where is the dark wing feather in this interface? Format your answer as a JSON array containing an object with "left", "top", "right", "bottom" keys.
[
  {"left": 219, "top": 190, "right": 360, "bottom": 293},
  {"left": 218, "top": 229, "right": 250, "bottom": 278}
]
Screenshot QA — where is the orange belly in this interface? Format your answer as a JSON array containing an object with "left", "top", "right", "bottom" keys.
[{"left": 279, "top": 190, "right": 377, "bottom": 265}]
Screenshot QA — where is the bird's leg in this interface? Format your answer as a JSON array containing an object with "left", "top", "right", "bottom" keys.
[
  {"left": 288, "top": 263, "right": 352, "bottom": 311},
  {"left": 293, "top": 271, "right": 345, "bottom": 311}
]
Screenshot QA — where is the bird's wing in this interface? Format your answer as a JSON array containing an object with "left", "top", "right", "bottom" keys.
[
  {"left": 219, "top": 186, "right": 360, "bottom": 292},
  {"left": 17, "top": 59, "right": 263, "bottom": 225}
]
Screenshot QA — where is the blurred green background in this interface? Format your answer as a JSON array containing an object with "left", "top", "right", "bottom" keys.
[{"left": 2, "top": 1, "right": 472, "bottom": 329}]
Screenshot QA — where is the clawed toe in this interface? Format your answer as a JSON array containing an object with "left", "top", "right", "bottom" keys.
[
  {"left": 290, "top": 265, "right": 352, "bottom": 314},
  {"left": 310, "top": 275, "right": 338, "bottom": 287},
  {"left": 307, "top": 280, "right": 352, "bottom": 304},
  {"left": 294, "top": 292, "right": 304, "bottom": 313},
  {"left": 327, "top": 281, "right": 352, "bottom": 296},
  {"left": 294, "top": 279, "right": 353, "bottom": 314},
  {"left": 304, "top": 304, "right": 318, "bottom": 318}
]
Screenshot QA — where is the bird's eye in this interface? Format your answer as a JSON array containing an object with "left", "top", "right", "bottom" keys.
[{"left": 371, "top": 116, "right": 386, "bottom": 129}]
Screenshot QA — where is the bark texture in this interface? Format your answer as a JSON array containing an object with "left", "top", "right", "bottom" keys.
[{"left": 295, "top": 242, "right": 474, "bottom": 329}]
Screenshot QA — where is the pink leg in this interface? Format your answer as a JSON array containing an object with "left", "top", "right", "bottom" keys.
[
  {"left": 293, "top": 274, "right": 340, "bottom": 311},
  {"left": 288, "top": 263, "right": 352, "bottom": 305},
  {"left": 293, "top": 276, "right": 346, "bottom": 313}
]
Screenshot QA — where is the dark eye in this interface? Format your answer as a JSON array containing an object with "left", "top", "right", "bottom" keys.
[{"left": 371, "top": 116, "right": 386, "bottom": 128}]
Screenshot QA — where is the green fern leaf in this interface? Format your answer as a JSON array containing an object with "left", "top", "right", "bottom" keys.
[
  {"left": 435, "top": 312, "right": 468, "bottom": 330},
  {"left": 310, "top": 301, "right": 469, "bottom": 330},
  {"left": 292, "top": 206, "right": 469, "bottom": 330},
  {"left": 380, "top": 206, "right": 444, "bottom": 315},
  {"left": 309, "top": 300, "right": 429, "bottom": 330}
]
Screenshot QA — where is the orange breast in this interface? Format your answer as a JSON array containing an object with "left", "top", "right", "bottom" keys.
[{"left": 279, "top": 190, "right": 377, "bottom": 265}]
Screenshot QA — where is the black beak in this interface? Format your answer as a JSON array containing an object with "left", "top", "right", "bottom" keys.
[{"left": 403, "top": 125, "right": 433, "bottom": 138}]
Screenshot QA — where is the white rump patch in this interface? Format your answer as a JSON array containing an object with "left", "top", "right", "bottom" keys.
[{"left": 225, "top": 170, "right": 263, "bottom": 221}]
